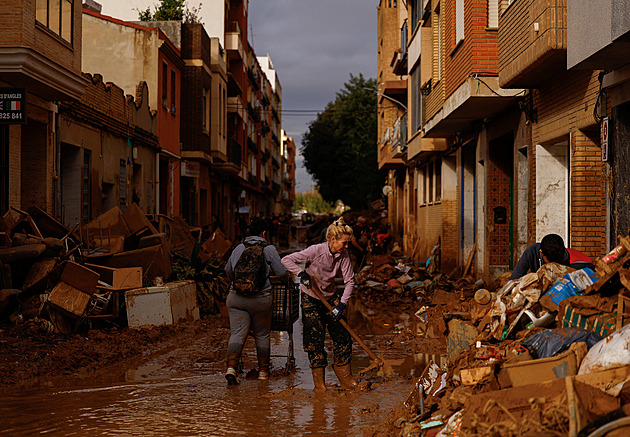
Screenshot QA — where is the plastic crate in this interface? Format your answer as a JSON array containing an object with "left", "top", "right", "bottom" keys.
[{"left": 270, "top": 277, "right": 299, "bottom": 332}]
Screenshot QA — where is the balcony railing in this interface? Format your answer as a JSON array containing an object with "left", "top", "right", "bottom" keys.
[{"left": 498, "top": 0, "right": 567, "bottom": 88}]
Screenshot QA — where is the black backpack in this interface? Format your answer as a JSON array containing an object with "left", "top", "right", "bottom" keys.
[{"left": 232, "top": 241, "right": 269, "bottom": 296}]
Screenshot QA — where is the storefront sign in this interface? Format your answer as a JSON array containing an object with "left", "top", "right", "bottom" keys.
[
  {"left": 180, "top": 160, "right": 200, "bottom": 178},
  {"left": 0, "top": 88, "right": 26, "bottom": 124}
]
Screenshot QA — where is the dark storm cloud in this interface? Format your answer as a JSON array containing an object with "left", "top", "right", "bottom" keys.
[{"left": 249, "top": 0, "right": 379, "bottom": 191}]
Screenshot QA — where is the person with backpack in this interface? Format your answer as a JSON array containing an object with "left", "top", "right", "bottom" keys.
[
  {"left": 224, "top": 218, "right": 289, "bottom": 385},
  {"left": 281, "top": 217, "right": 357, "bottom": 392}
]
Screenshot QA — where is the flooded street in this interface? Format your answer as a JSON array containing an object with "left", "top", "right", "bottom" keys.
[{"left": 0, "top": 304, "right": 438, "bottom": 436}]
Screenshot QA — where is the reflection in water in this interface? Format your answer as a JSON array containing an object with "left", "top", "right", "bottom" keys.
[{"left": 0, "top": 297, "right": 445, "bottom": 436}]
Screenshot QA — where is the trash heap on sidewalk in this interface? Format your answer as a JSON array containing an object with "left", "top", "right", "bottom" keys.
[
  {"left": 362, "top": 236, "right": 630, "bottom": 437},
  {"left": 0, "top": 205, "right": 231, "bottom": 334}
]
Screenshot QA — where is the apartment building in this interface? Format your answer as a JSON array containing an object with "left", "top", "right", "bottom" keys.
[
  {"left": 379, "top": 0, "right": 613, "bottom": 280},
  {"left": 82, "top": 10, "right": 183, "bottom": 219},
  {"left": 179, "top": 22, "right": 235, "bottom": 231},
  {"left": 0, "top": 0, "right": 88, "bottom": 216},
  {"left": 567, "top": 0, "right": 630, "bottom": 249},
  {"left": 377, "top": 0, "right": 408, "bottom": 248},
  {"left": 258, "top": 54, "right": 284, "bottom": 216}
]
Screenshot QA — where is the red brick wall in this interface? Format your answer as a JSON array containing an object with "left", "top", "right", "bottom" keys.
[
  {"left": 444, "top": 0, "right": 499, "bottom": 99},
  {"left": 569, "top": 130, "right": 606, "bottom": 258}
]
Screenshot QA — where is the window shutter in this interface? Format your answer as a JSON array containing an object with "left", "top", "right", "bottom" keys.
[{"left": 488, "top": 0, "right": 499, "bottom": 28}]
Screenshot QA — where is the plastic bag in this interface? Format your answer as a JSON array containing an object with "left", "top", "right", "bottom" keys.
[
  {"left": 521, "top": 327, "right": 603, "bottom": 359},
  {"left": 544, "top": 268, "right": 598, "bottom": 305},
  {"left": 578, "top": 322, "right": 630, "bottom": 374}
]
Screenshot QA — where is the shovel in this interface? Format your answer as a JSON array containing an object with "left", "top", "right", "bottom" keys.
[{"left": 308, "top": 285, "right": 394, "bottom": 376}]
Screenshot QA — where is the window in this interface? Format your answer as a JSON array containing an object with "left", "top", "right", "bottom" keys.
[
  {"left": 162, "top": 62, "right": 168, "bottom": 108},
  {"left": 36, "top": 0, "right": 73, "bottom": 43},
  {"left": 170, "top": 69, "right": 176, "bottom": 114},
  {"left": 435, "top": 159, "right": 442, "bottom": 202},
  {"left": 202, "top": 88, "right": 209, "bottom": 133},
  {"left": 455, "top": 0, "right": 465, "bottom": 44},
  {"left": 488, "top": 0, "right": 499, "bottom": 28},
  {"left": 411, "top": 67, "right": 422, "bottom": 134},
  {"left": 411, "top": 0, "right": 422, "bottom": 34},
  {"left": 119, "top": 159, "right": 127, "bottom": 206}
]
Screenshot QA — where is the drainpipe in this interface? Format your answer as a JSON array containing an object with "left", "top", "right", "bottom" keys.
[
  {"left": 155, "top": 152, "right": 160, "bottom": 214},
  {"left": 53, "top": 102, "right": 61, "bottom": 221}
]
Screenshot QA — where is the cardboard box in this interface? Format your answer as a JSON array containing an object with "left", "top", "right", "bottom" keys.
[
  {"left": 125, "top": 280, "right": 199, "bottom": 327},
  {"left": 503, "top": 342, "right": 587, "bottom": 387}
]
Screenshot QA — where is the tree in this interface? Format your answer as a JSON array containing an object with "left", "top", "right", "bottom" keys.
[
  {"left": 293, "top": 191, "right": 334, "bottom": 214},
  {"left": 301, "top": 74, "right": 384, "bottom": 210},
  {"left": 138, "top": 0, "right": 202, "bottom": 23}
]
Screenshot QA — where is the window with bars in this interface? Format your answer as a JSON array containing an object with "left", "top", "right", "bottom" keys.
[{"left": 36, "top": 0, "right": 73, "bottom": 43}]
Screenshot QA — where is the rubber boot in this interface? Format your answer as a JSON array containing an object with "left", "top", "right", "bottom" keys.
[
  {"left": 333, "top": 363, "right": 358, "bottom": 390},
  {"left": 311, "top": 367, "right": 327, "bottom": 393}
]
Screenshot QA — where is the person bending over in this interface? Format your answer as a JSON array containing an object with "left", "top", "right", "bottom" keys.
[
  {"left": 281, "top": 217, "right": 357, "bottom": 392},
  {"left": 510, "top": 233, "right": 594, "bottom": 280}
]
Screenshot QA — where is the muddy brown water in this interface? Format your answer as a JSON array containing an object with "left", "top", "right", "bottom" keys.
[{"left": 0, "top": 304, "right": 444, "bottom": 436}]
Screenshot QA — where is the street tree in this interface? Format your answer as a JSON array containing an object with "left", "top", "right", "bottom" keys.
[{"left": 301, "top": 74, "right": 384, "bottom": 210}]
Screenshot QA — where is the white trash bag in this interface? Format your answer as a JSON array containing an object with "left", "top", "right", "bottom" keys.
[{"left": 578, "top": 322, "right": 630, "bottom": 375}]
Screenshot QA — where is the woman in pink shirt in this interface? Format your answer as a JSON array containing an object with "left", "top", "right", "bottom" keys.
[{"left": 281, "top": 218, "right": 357, "bottom": 392}]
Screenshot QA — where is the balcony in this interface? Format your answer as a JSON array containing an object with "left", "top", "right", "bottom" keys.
[
  {"left": 210, "top": 38, "right": 227, "bottom": 76},
  {"left": 567, "top": 0, "right": 630, "bottom": 70},
  {"left": 390, "top": 115, "right": 407, "bottom": 158},
  {"left": 378, "top": 127, "right": 405, "bottom": 170},
  {"left": 423, "top": 77, "right": 523, "bottom": 138},
  {"left": 225, "top": 21, "right": 245, "bottom": 61},
  {"left": 498, "top": 0, "right": 567, "bottom": 88},
  {"left": 228, "top": 96, "right": 246, "bottom": 120}
]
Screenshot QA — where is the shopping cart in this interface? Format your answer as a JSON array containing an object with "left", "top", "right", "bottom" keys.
[{"left": 270, "top": 276, "right": 300, "bottom": 373}]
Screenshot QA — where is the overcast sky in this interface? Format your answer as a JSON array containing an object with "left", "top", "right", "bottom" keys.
[{"left": 100, "top": 0, "right": 378, "bottom": 193}]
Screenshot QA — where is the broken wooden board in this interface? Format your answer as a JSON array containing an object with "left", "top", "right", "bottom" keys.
[
  {"left": 89, "top": 244, "right": 171, "bottom": 282},
  {"left": 85, "top": 263, "right": 143, "bottom": 289},
  {"left": 460, "top": 377, "right": 619, "bottom": 436},
  {"left": 48, "top": 282, "right": 91, "bottom": 318},
  {"left": 27, "top": 206, "right": 76, "bottom": 239},
  {"left": 59, "top": 261, "right": 100, "bottom": 295},
  {"left": 201, "top": 228, "right": 233, "bottom": 260},
  {"left": 0, "top": 244, "right": 46, "bottom": 263},
  {"left": 22, "top": 258, "right": 60, "bottom": 295},
  {"left": 83, "top": 207, "right": 130, "bottom": 242},
  {"left": 123, "top": 202, "right": 158, "bottom": 235}
]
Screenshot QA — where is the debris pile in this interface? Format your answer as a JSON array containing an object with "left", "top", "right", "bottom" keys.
[
  {"left": 0, "top": 205, "right": 231, "bottom": 334},
  {"left": 366, "top": 235, "right": 630, "bottom": 437}
]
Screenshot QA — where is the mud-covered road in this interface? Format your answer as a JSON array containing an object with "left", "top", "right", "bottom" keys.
[{"left": 0, "top": 298, "right": 443, "bottom": 436}]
